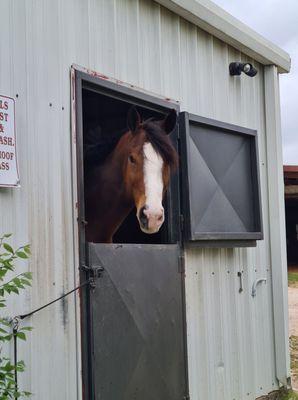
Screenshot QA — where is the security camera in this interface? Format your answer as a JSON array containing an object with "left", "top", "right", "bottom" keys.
[{"left": 229, "top": 62, "right": 258, "bottom": 77}]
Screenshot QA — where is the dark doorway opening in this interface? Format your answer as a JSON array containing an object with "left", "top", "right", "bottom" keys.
[
  {"left": 285, "top": 199, "right": 298, "bottom": 266},
  {"left": 82, "top": 87, "right": 177, "bottom": 244},
  {"left": 284, "top": 166, "right": 298, "bottom": 268}
]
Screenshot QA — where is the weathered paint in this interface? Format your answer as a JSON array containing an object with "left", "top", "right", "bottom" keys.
[{"left": 0, "top": 1, "right": 288, "bottom": 399}]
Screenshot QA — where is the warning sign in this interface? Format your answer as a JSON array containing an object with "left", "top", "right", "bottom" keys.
[{"left": 0, "top": 95, "right": 19, "bottom": 187}]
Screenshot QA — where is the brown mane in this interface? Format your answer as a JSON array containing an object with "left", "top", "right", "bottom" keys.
[
  {"left": 141, "top": 119, "right": 178, "bottom": 170},
  {"left": 84, "top": 119, "right": 178, "bottom": 174}
]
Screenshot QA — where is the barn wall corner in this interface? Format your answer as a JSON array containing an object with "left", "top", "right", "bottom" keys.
[{"left": 264, "top": 65, "right": 290, "bottom": 387}]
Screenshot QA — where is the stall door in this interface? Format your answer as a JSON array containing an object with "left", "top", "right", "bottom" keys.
[{"left": 87, "top": 243, "right": 187, "bottom": 400}]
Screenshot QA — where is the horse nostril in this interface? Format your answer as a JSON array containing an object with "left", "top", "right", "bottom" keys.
[
  {"left": 140, "top": 206, "right": 146, "bottom": 218},
  {"left": 139, "top": 206, "right": 148, "bottom": 228},
  {"left": 157, "top": 214, "right": 163, "bottom": 222}
]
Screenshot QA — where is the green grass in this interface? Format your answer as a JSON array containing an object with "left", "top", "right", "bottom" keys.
[
  {"left": 288, "top": 272, "right": 298, "bottom": 286},
  {"left": 281, "top": 390, "right": 298, "bottom": 400}
]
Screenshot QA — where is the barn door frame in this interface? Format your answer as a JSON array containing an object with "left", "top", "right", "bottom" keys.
[{"left": 71, "top": 64, "right": 189, "bottom": 400}]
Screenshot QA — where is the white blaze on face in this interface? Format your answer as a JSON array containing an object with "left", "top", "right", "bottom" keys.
[{"left": 142, "top": 142, "right": 165, "bottom": 232}]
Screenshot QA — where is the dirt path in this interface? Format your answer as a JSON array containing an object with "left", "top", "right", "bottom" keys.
[{"left": 289, "top": 287, "right": 298, "bottom": 337}]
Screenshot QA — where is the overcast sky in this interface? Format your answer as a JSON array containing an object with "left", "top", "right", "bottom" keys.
[{"left": 212, "top": 0, "right": 298, "bottom": 165}]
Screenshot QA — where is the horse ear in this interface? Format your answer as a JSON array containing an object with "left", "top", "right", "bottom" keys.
[
  {"left": 127, "top": 106, "right": 141, "bottom": 133},
  {"left": 162, "top": 109, "right": 177, "bottom": 135}
]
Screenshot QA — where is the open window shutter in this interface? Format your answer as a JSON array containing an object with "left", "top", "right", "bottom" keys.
[{"left": 179, "top": 112, "right": 263, "bottom": 245}]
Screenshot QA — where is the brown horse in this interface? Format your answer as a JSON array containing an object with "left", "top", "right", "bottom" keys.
[{"left": 84, "top": 107, "right": 178, "bottom": 243}]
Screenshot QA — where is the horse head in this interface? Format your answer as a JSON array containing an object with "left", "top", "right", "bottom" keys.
[{"left": 124, "top": 106, "right": 178, "bottom": 234}]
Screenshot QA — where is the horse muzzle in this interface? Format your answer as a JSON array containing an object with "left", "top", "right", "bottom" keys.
[{"left": 137, "top": 205, "right": 164, "bottom": 234}]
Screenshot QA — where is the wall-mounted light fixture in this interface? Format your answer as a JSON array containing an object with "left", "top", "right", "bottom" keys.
[{"left": 229, "top": 62, "right": 258, "bottom": 77}]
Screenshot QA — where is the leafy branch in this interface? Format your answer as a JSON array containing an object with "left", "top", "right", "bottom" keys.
[{"left": 0, "top": 234, "right": 32, "bottom": 399}]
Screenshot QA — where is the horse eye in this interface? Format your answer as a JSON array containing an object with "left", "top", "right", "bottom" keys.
[{"left": 129, "top": 155, "right": 136, "bottom": 164}]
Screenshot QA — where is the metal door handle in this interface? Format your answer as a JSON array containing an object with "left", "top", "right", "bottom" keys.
[{"left": 237, "top": 271, "right": 243, "bottom": 293}]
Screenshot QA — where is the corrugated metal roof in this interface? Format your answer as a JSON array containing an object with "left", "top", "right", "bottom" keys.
[{"left": 155, "top": 0, "right": 291, "bottom": 73}]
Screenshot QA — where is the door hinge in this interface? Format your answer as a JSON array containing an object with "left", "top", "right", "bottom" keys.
[
  {"left": 180, "top": 214, "right": 184, "bottom": 231},
  {"left": 178, "top": 253, "right": 185, "bottom": 274}
]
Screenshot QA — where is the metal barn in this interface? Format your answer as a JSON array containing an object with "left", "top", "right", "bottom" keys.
[{"left": 0, "top": 0, "right": 291, "bottom": 399}]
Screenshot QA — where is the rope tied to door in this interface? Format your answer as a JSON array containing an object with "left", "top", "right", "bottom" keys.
[{"left": 10, "top": 276, "right": 94, "bottom": 399}]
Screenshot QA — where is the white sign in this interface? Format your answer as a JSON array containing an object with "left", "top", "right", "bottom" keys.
[{"left": 0, "top": 95, "right": 19, "bottom": 187}]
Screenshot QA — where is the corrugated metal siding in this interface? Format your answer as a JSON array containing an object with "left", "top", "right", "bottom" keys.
[{"left": 0, "top": 1, "right": 282, "bottom": 399}]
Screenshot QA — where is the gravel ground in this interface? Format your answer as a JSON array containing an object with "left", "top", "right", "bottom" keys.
[
  {"left": 288, "top": 280, "right": 298, "bottom": 391},
  {"left": 289, "top": 287, "right": 298, "bottom": 337}
]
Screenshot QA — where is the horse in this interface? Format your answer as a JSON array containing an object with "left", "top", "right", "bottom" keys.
[{"left": 84, "top": 106, "right": 178, "bottom": 243}]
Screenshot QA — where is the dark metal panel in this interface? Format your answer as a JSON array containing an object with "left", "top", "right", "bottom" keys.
[
  {"left": 89, "top": 243, "right": 187, "bottom": 400},
  {"left": 185, "top": 240, "right": 257, "bottom": 248},
  {"left": 179, "top": 112, "right": 263, "bottom": 244}
]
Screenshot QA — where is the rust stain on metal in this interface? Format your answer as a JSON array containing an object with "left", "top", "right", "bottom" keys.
[
  {"left": 92, "top": 72, "right": 109, "bottom": 80},
  {"left": 71, "top": 64, "right": 180, "bottom": 106},
  {"left": 78, "top": 284, "right": 83, "bottom": 302},
  {"left": 164, "top": 97, "right": 179, "bottom": 103},
  {"left": 86, "top": 68, "right": 110, "bottom": 80},
  {"left": 61, "top": 292, "right": 68, "bottom": 328}
]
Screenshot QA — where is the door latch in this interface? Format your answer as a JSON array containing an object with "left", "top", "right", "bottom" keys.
[{"left": 80, "top": 265, "right": 104, "bottom": 289}]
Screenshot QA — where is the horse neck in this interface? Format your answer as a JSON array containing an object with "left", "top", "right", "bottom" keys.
[{"left": 85, "top": 134, "right": 134, "bottom": 243}]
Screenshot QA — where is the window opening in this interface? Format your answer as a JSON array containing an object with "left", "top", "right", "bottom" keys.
[{"left": 82, "top": 88, "right": 178, "bottom": 244}]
